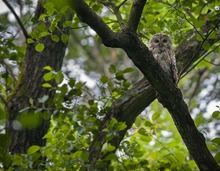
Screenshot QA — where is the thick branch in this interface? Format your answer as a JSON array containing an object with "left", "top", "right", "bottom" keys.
[
  {"left": 126, "top": 0, "right": 146, "bottom": 32},
  {"left": 70, "top": 1, "right": 220, "bottom": 170},
  {"left": 67, "top": 0, "right": 124, "bottom": 47}
]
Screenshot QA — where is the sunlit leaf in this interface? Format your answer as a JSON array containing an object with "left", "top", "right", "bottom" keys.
[
  {"left": 152, "top": 112, "right": 160, "bottom": 121},
  {"left": 28, "top": 145, "right": 40, "bottom": 154},
  {"left": 51, "top": 35, "right": 60, "bottom": 42},
  {"left": 43, "top": 72, "right": 55, "bottom": 81},
  {"left": 42, "top": 83, "right": 52, "bottom": 88},
  {"left": 61, "top": 33, "right": 69, "bottom": 43},
  {"left": 35, "top": 43, "right": 45, "bottom": 52}
]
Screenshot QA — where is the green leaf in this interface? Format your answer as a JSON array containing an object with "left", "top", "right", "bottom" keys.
[
  {"left": 109, "top": 64, "right": 116, "bottom": 73},
  {"left": 18, "top": 113, "right": 42, "bottom": 129},
  {"left": 28, "top": 145, "right": 40, "bottom": 154},
  {"left": 61, "top": 33, "right": 69, "bottom": 43},
  {"left": 69, "top": 88, "right": 82, "bottom": 96},
  {"left": 152, "top": 112, "right": 160, "bottom": 121},
  {"left": 135, "top": 116, "right": 142, "bottom": 127},
  {"left": 35, "top": 43, "right": 45, "bottom": 52},
  {"left": 44, "top": 2, "right": 55, "bottom": 15},
  {"left": 122, "top": 67, "right": 134, "bottom": 73},
  {"left": 212, "top": 111, "right": 220, "bottom": 119},
  {"left": 27, "top": 38, "right": 34, "bottom": 44},
  {"left": 138, "top": 127, "right": 148, "bottom": 136},
  {"left": 38, "top": 95, "right": 49, "bottom": 103},
  {"left": 43, "top": 132, "right": 53, "bottom": 139},
  {"left": 38, "top": 14, "right": 47, "bottom": 20},
  {"left": 211, "top": 137, "right": 220, "bottom": 145},
  {"left": 55, "top": 71, "right": 64, "bottom": 84},
  {"left": 60, "top": 6, "right": 69, "bottom": 13},
  {"left": 69, "top": 79, "right": 76, "bottom": 87},
  {"left": 102, "top": 143, "right": 115, "bottom": 152},
  {"left": 202, "top": 41, "right": 211, "bottom": 50},
  {"left": 105, "top": 153, "right": 117, "bottom": 161},
  {"left": 145, "top": 120, "right": 153, "bottom": 127},
  {"left": 29, "top": 98, "right": 34, "bottom": 105},
  {"left": 40, "top": 31, "right": 49, "bottom": 37},
  {"left": 170, "top": 23, "right": 179, "bottom": 31},
  {"left": 43, "top": 72, "right": 55, "bottom": 81},
  {"left": 42, "top": 83, "right": 52, "bottom": 88},
  {"left": 63, "top": 20, "right": 73, "bottom": 28},
  {"left": 100, "top": 75, "right": 108, "bottom": 84},
  {"left": 51, "top": 35, "right": 60, "bottom": 42},
  {"left": 44, "top": 66, "right": 52, "bottom": 71},
  {"left": 92, "top": 4, "right": 100, "bottom": 12},
  {"left": 214, "top": 152, "right": 220, "bottom": 163},
  {"left": 115, "top": 122, "right": 127, "bottom": 131},
  {"left": 123, "top": 80, "right": 131, "bottom": 89},
  {"left": 88, "top": 99, "right": 94, "bottom": 105}
]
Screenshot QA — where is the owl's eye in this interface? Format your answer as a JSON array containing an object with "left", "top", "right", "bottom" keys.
[
  {"left": 154, "top": 39, "right": 159, "bottom": 43},
  {"left": 163, "top": 39, "right": 167, "bottom": 43}
]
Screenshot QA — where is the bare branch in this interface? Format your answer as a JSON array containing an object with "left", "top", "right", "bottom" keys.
[{"left": 3, "top": 0, "right": 29, "bottom": 39}]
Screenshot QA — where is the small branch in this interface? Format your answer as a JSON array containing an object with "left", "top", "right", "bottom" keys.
[
  {"left": 3, "top": 0, "right": 29, "bottom": 39},
  {"left": 98, "top": 0, "right": 125, "bottom": 29},
  {"left": 173, "top": 6, "right": 204, "bottom": 40},
  {"left": 181, "top": 44, "right": 220, "bottom": 78},
  {"left": 70, "top": 0, "right": 124, "bottom": 48},
  {"left": 126, "top": 0, "right": 146, "bottom": 32},
  {"left": 180, "top": 18, "right": 220, "bottom": 76},
  {"left": 203, "top": 58, "right": 220, "bottom": 66},
  {"left": 181, "top": 19, "right": 220, "bottom": 77},
  {"left": 118, "top": 0, "right": 128, "bottom": 9}
]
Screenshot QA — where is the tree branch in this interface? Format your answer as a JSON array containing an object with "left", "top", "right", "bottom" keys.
[
  {"left": 126, "top": 0, "right": 146, "bottom": 32},
  {"left": 67, "top": 0, "right": 124, "bottom": 48},
  {"left": 98, "top": 0, "right": 125, "bottom": 29},
  {"left": 69, "top": 1, "right": 220, "bottom": 170},
  {"left": 3, "top": 0, "right": 29, "bottom": 39}
]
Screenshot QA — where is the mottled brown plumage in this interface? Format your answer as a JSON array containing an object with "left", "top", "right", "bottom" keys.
[{"left": 149, "top": 33, "right": 178, "bottom": 84}]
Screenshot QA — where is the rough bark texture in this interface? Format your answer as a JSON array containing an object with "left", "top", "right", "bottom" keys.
[
  {"left": 70, "top": 0, "right": 220, "bottom": 170},
  {"left": 6, "top": 4, "right": 71, "bottom": 154}
]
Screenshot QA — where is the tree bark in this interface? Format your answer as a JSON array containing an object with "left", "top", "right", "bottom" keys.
[{"left": 70, "top": 0, "right": 220, "bottom": 170}]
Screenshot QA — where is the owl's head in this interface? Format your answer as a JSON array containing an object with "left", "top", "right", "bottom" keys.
[{"left": 149, "top": 33, "right": 172, "bottom": 50}]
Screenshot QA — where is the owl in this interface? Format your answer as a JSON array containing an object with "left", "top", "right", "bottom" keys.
[{"left": 149, "top": 33, "right": 178, "bottom": 84}]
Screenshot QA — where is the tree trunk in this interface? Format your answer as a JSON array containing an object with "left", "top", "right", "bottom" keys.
[{"left": 6, "top": 4, "right": 72, "bottom": 154}]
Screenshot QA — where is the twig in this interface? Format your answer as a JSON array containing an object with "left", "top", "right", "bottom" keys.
[
  {"left": 181, "top": 44, "right": 220, "bottom": 78},
  {"left": 173, "top": 6, "right": 204, "bottom": 40},
  {"left": 98, "top": 0, "right": 125, "bottom": 29},
  {"left": 180, "top": 18, "right": 220, "bottom": 76},
  {"left": 203, "top": 58, "right": 220, "bottom": 66},
  {"left": 3, "top": 0, "right": 29, "bottom": 39},
  {"left": 118, "top": 0, "right": 128, "bottom": 9}
]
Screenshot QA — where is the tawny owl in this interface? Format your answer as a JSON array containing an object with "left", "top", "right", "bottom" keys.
[{"left": 149, "top": 33, "right": 178, "bottom": 84}]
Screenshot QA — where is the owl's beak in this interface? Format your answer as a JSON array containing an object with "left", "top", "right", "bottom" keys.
[{"left": 159, "top": 42, "right": 163, "bottom": 47}]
